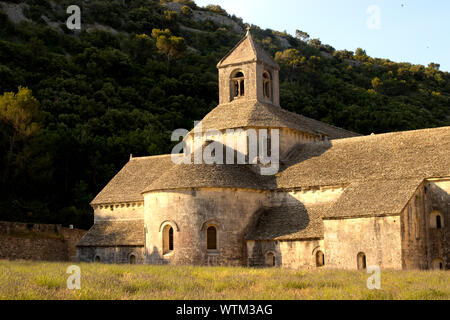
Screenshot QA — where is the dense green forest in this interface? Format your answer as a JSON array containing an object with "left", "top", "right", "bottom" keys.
[{"left": 0, "top": 0, "right": 449, "bottom": 229}]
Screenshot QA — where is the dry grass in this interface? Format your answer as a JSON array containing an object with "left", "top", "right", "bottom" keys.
[{"left": 0, "top": 260, "right": 448, "bottom": 300}]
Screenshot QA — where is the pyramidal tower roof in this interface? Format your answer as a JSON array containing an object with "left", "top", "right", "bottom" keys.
[{"left": 217, "top": 27, "right": 280, "bottom": 69}]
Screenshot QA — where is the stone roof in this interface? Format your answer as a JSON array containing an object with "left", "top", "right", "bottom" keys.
[
  {"left": 91, "top": 155, "right": 174, "bottom": 205},
  {"left": 248, "top": 178, "right": 424, "bottom": 241},
  {"left": 143, "top": 162, "right": 275, "bottom": 193},
  {"left": 77, "top": 220, "right": 145, "bottom": 247},
  {"left": 277, "top": 126, "right": 450, "bottom": 189},
  {"left": 323, "top": 178, "right": 423, "bottom": 219},
  {"left": 217, "top": 31, "right": 279, "bottom": 69},
  {"left": 191, "top": 99, "right": 358, "bottom": 140},
  {"left": 247, "top": 203, "right": 327, "bottom": 241}
]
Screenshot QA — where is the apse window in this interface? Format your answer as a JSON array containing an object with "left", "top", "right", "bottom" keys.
[
  {"left": 163, "top": 225, "right": 174, "bottom": 255},
  {"left": 232, "top": 71, "right": 245, "bottom": 99},
  {"left": 207, "top": 226, "right": 217, "bottom": 251}
]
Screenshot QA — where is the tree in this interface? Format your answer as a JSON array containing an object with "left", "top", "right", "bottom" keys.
[
  {"left": 428, "top": 63, "right": 440, "bottom": 71},
  {"left": 295, "top": 30, "right": 310, "bottom": 42},
  {"left": 308, "top": 38, "right": 322, "bottom": 49},
  {"left": 0, "top": 87, "right": 42, "bottom": 184},
  {"left": 181, "top": 6, "right": 193, "bottom": 18},
  {"left": 371, "top": 77, "right": 383, "bottom": 92},
  {"left": 205, "top": 5, "right": 228, "bottom": 16},
  {"left": 151, "top": 29, "right": 187, "bottom": 73},
  {"left": 275, "top": 49, "right": 305, "bottom": 80}
]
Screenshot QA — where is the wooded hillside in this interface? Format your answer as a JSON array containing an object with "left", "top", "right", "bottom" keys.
[{"left": 0, "top": 0, "right": 448, "bottom": 228}]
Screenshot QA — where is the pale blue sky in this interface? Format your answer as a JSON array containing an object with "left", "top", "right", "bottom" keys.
[{"left": 195, "top": 0, "right": 450, "bottom": 71}]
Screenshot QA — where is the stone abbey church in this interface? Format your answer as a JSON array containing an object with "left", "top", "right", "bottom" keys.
[{"left": 77, "top": 31, "right": 449, "bottom": 270}]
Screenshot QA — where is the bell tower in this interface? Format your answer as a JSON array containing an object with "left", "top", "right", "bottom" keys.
[{"left": 217, "top": 27, "right": 280, "bottom": 106}]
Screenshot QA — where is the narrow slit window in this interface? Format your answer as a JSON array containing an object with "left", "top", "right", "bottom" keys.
[
  {"left": 357, "top": 252, "right": 367, "bottom": 270},
  {"left": 207, "top": 226, "right": 217, "bottom": 250},
  {"left": 436, "top": 215, "right": 442, "bottom": 229}
]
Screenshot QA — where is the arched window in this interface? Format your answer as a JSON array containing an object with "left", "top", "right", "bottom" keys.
[
  {"left": 94, "top": 255, "right": 101, "bottom": 263},
  {"left": 430, "top": 210, "right": 444, "bottom": 229},
  {"left": 163, "top": 225, "right": 174, "bottom": 255},
  {"left": 357, "top": 252, "right": 367, "bottom": 270},
  {"left": 231, "top": 71, "right": 245, "bottom": 99},
  {"left": 129, "top": 254, "right": 136, "bottom": 264},
  {"left": 207, "top": 226, "right": 217, "bottom": 250},
  {"left": 316, "top": 250, "right": 325, "bottom": 267},
  {"left": 263, "top": 71, "right": 272, "bottom": 99},
  {"left": 265, "top": 252, "right": 276, "bottom": 267}
]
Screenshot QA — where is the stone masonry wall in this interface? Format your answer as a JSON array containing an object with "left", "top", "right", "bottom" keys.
[
  {"left": 0, "top": 221, "right": 86, "bottom": 262},
  {"left": 144, "top": 188, "right": 270, "bottom": 266},
  {"left": 401, "top": 180, "right": 449, "bottom": 270},
  {"left": 77, "top": 246, "right": 145, "bottom": 264},
  {"left": 247, "top": 239, "right": 324, "bottom": 269},
  {"left": 324, "top": 216, "right": 402, "bottom": 270},
  {"left": 92, "top": 202, "right": 144, "bottom": 222}
]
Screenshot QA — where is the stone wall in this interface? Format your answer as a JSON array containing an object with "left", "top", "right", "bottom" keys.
[
  {"left": 92, "top": 202, "right": 144, "bottom": 222},
  {"left": 400, "top": 182, "right": 428, "bottom": 269},
  {"left": 77, "top": 246, "right": 145, "bottom": 264},
  {"left": 401, "top": 180, "right": 449, "bottom": 270},
  {"left": 247, "top": 239, "right": 324, "bottom": 269},
  {"left": 0, "top": 221, "right": 86, "bottom": 262},
  {"left": 144, "top": 188, "right": 270, "bottom": 266},
  {"left": 324, "top": 216, "right": 402, "bottom": 270}
]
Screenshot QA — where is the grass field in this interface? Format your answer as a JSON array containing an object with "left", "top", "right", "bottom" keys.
[{"left": 0, "top": 260, "right": 448, "bottom": 300}]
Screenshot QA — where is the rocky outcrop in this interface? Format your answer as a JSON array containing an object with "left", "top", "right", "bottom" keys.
[
  {"left": 0, "top": 1, "right": 30, "bottom": 24},
  {"left": 164, "top": 2, "right": 243, "bottom": 33}
]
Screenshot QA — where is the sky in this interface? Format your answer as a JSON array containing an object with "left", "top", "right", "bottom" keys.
[{"left": 195, "top": 0, "right": 450, "bottom": 72}]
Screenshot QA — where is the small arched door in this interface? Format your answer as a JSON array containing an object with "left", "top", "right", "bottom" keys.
[
  {"left": 357, "top": 252, "right": 367, "bottom": 270},
  {"left": 265, "top": 252, "right": 276, "bottom": 267}
]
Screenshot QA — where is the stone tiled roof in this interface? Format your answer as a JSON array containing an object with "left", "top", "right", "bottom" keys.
[
  {"left": 277, "top": 126, "right": 450, "bottom": 189},
  {"left": 76, "top": 220, "right": 144, "bottom": 247},
  {"left": 323, "top": 179, "right": 423, "bottom": 219},
  {"left": 217, "top": 32, "right": 279, "bottom": 69},
  {"left": 143, "top": 162, "right": 276, "bottom": 193},
  {"left": 91, "top": 155, "right": 174, "bottom": 205},
  {"left": 191, "top": 99, "right": 359, "bottom": 140},
  {"left": 247, "top": 204, "right": 327, "bottom": 241}
]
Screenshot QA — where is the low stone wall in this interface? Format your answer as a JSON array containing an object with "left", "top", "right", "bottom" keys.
[
  {"left": 0, "top": 221, "right": 86, "bottom": 262},
  {"left": 77, "top": 246, "right": 145, "bottom": 264},
  {"left": 247, "top": 239, "right": 324, "bottom": 269}
]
